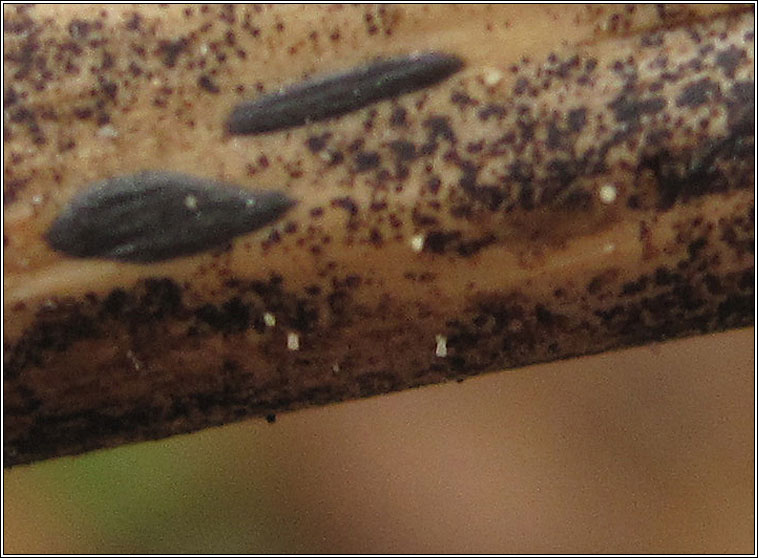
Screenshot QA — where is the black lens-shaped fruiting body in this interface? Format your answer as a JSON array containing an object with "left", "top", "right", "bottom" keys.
[
  {"left": 45, "top": 171, "right": 296, "bottom": 263},
  {"left": 227, "top": 52, "right": 465, "bottom": 135}
]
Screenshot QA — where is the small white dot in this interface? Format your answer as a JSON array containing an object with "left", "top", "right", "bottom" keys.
[
  {"left": 482, "top": 68, "right": 503, "bottom": 87},
  {"left": 410, "top": 234, "right": 425, "bottom": 253},
  {"left": 603, "top": 243, "right": 616, "bottom": 254},
  {"left": 287, "top": 332, "right": 300, "bottom": 351},
  {"left": 184, "top": 195, "right": 198, "bottom": 210},
  {"left": 263, "top": 312, "right": 276, "bottom": 327},
  {"left": 245, "top": 198, "right": 256, "bottom": 207},
  {"left": 332, "top": 363, "right": 340, "bottom": 373},
  {"left": 435, "top": 334, "right": 448, "bottom": 358},
  {"left": 31, "top": 194, "right": 43, "bottom": 205},
  {"left": 598, "top": 183, "right": 618, "bottom": 204}
]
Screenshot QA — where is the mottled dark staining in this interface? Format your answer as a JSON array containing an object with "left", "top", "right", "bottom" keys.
[
  {"left": 226, "top": 52, "right": 464, "bottom": 134},
  {"left": 45, "top": 171, "right": 296, "bottom": 263}
]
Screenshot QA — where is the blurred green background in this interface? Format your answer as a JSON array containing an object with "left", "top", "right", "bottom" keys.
[{"left": 4, "top": 328, "right": 754, "bottom": 553}]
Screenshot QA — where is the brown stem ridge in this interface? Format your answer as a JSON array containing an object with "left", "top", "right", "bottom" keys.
[{"left": 3, "top": 5, "right": 754, "bottom": 466}]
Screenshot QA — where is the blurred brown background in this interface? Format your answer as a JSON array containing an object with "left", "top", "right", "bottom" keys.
[{"left": 4, "top": 327, "right": 754, "bottom": 553}]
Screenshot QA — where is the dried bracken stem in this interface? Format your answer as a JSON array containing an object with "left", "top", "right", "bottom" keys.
[{"left": 3, "top": 5, "right": 753, "bottom": 466}]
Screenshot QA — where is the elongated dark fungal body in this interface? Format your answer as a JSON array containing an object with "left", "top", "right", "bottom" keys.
[
  {"left": 227, "top": 52, "right": 464, "bottom": 135},
  {"left": 45, "top": 171, "right": 296, "bottom": 263}
]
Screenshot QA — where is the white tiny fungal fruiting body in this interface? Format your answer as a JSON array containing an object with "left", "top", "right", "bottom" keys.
[
  {"left": 598, "top": 183, "right": 618, "bottom": 204},
  {"left": 603, "top": 243, "right": 616, "bottom": 254},
  {"left": 126, "top": 350, "right": 142, "bottom": 371},
  {"left": 263, "top": 312, "right": 276, "bottom": 327},
  {"left": 287, "top": 332, "right": 300, "bottom": 351},
  {"left": 184, "top": 195, "right": 198, "bottom": 210},
  {"left": 482, "top": 67, "right": 504, "bottom": 87},
  {"left": 410, "top": 234, "right": 425, "bottom": 253},
  {"left": 435, "top": 334, "right": 448, "bottom": 358}
]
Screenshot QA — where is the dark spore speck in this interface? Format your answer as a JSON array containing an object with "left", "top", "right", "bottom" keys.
[
  {"left": 198, "top": 75, "right": 220, "bottom": 93},
  {"left": 355, "top": 151, "right": 381, "bottom": 172},
  {"left": 676, "top": 78, "right": 719, "bottom": 108}
]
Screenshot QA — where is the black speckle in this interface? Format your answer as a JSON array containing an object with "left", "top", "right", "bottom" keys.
[
  {"left": 424, "top": 230, "right": 461, "bottom": 254},
  {"left": 423, "top": 116, "right": 456, "bottom": 144},
  {"left": 451, "top": 91, "right": 477, "bottom": 109},
  {"left": 306, "top": 133, "right": 331, "bottom": 153},
  {"left": 641, "top": 33, "right": 664, "bottom": 47},
  {"left": 567, "top": 108, "right": 587, "bottom": 132},
  {"left": 198, "top": 75, "right": 220, "bottom": 94},
  {"left": 676, "top": 78, "right": 719, "bottom": 108},
  {"left": 4, "top": 88, "right": 18, "bottom": 107},
  {"left": 125, "top": 12, "right": 142, "bottom": 31},
  {"left": 68, "top": 19, "right": 91, "bottom": 40},
  {"left": 157, "top": 38, "right": 188, "bottom": 68},
  {"left": 609, "top": 95, "right": 667, "bottom": 123},
  {"left": 331, "top": 197, "right": 358, "bottom": 216},
  {"left": 390, "top": 106, "right": 408, "bottom": 127},
  {"left": 687, "top": 237, "right": 707, "bottom": 260},
  {"left": 478, "top": 104, "right": 506, "bottom": 121},
  {"left": 715, "top": 45, "right": 744, "bottom": 79},
  {"left": 388, "top": 140, "right": 416, "bottom": 161},
  {"left": 196, "top": 297, "right": 251, "bottom": 333},
  {"left": 354, "top": 151, "right": 380, "bottom": 172}
]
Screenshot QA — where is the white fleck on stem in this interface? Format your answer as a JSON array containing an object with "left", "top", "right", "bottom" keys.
[
  {"left": 184, "top": 195, "right": 198, "bottom": 210},
  {"left": 598, "top": 183, "right": 618, "bottom": 204},
  {"left": 435, "top": 334, "right": 448, "bottom": 358},
  {"left": 287, "top": 332, "right": 300, "bottom": 351},
  {"left": 482, "top": 67, "right": 503, "bottom": 87},
  {"left": 263, "top": 312, "right": 276, "bottom": 327},
  {"left": 410, "top": 234, "right": 426, "bottom": 253}
]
